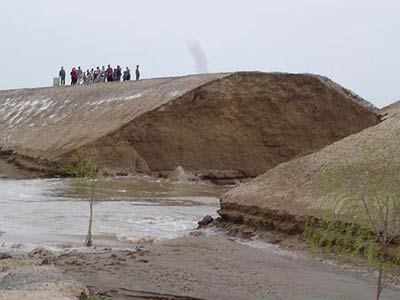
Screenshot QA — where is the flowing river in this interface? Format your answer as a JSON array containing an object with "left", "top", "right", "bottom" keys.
[{"left": 0, "top": 176, "right": 230, "bottom": 251}]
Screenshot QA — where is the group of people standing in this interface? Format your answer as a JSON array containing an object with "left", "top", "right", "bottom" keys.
[{"left": 58, "top": 65, "right": 140, "bottom": 86}]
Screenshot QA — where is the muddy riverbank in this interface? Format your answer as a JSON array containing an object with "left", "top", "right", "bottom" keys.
[
  {"left": 1, "top": 176, "right": 399, "bottom": 299},
  {"left": 0, "top": 254, "right": 86, "bottom": 300},
  {"left": 2, "top": 235, "right": 399, "bottom": 300}
]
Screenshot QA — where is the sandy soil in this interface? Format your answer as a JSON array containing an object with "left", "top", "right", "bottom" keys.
[
  {"left": 0, "top": 159, "right": 42, "bottom": 179},
  {"left": 41, "top": 236, "right": 399, "bottom": 300},
  {"left": 1, "top": 72, "right": 378, "bottom": 180},
  {"left": 220, "top": 96, "right": 400, "bottom": 228},
  {"left": 0, "top": 253, "right": 86, "bottom": 300}
]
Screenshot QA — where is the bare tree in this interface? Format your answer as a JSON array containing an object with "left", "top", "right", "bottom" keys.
[
  {"left": 63, "top": 146, "right": 101, "bottom": 247},
  {"left": 82, "top": 147, "right": 101, "bottom": 247},
  {"left": 321, "top": 150, "right": 400, "bottom": 300},
  {"left": 85, "top": 160, "right": 98, "bottom": 247}
]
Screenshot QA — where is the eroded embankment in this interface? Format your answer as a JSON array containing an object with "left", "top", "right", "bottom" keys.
[
  {"left": 218, "top": 202, "right": 307, "bottom": 235},
  {"left": 217, "top": 202, "right": 400, "bottom": 266},
  {"left": 218, "top": 100, "right": 400, "bottom": 261},
  {"left": 1, "top": 72, "right": 379, "bottom": 179}
]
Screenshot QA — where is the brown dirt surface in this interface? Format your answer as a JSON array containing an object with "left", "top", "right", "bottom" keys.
[
  {"left": 382, "top": 100, "right": 400, "bottom": 115},
  {"left": 0, "top": 256, "right": 86, "bottom": 300},
  {"left": 0, "top": 159, "right": 39, "bottom": 179},
  {"left": 51, "top": 236, "right": 400, "bottom": 300},
  {"left": 0, "top": 72, "right": 378, "bottom": 179},
  {"left": 220, "top": 98, "right": 400, "bottom": 231}
]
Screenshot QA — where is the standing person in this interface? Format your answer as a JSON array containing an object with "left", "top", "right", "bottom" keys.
[
  {"left": 90, "top": 68, "right": 95, "bottom": 83},
  {"left": 135, "top": 65, "right": 140, "bottom": 81},
  {"left": 70, "top": 67, "right": 78, "bottom": 85},
  {"left": 116, "top": 65, "right": 122, "bottom": 81},
  {"left": 123, "top": 67, "right": 131, "bottom": 81},
  {"left": 59, "top": 67, "right": 66, "bottom": 86},
  {"left": 101, "top": 66, "right": 106, "bottom": 82},
  {"left": 113, "top": 68, "right": 118, "bottom": 81},
  {"left": 77, "top": 66, "right": 83, "bottom": 84},
  {"left": 93, "top": 67, "right": 100, "bottom": 82},
  {"left": 86, "top": 69, "right": 92, "bottom": 84},
  {"left": 106, "top": 64, "right": 113, "bottom": 82}
]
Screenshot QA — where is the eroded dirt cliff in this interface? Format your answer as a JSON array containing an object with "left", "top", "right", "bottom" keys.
[{"left": 0, "top": 72, "right": 379, "bottom": 179}]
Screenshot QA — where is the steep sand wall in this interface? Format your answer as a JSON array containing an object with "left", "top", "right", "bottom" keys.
[
  {"left": 0, "top": 72, "right": 379, "bottom": 178},
  {"left": 91, "top": 72, "right": 379, "bottom": 178}
]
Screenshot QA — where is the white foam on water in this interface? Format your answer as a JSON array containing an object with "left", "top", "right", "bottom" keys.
[{"left": 0, "top": 178, "right": 221, "bottom": 251}]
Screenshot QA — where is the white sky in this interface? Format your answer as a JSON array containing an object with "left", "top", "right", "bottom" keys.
[{"left": 1, "top": 0, "right": 399, "bottom": 107}]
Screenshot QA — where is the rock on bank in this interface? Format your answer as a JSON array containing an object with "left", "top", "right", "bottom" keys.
[{"left": 0, "top": 72, "right": 379, "bottom": 179}]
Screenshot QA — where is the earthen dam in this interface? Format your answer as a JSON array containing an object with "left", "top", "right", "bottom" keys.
[{"left": 0, "top": 72, "right": 379, "bottom": 180}]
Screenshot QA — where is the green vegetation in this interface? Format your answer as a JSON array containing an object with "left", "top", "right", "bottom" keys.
[
  {"left": 62, "top": 147, "right": 102, "bottom": 247},
  {"left": 62, "top": 148, "right": 102, "bottom": 178},
  {"left": 304, "top": 219, "right": 378, "bottom": 261},
  {"left": 310, "top": 149, "right": 400, "bottom": 300}
]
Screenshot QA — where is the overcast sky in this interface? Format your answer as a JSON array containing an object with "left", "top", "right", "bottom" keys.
[{"left": 1, "top": 0, "right": 399, "bottom": 107}]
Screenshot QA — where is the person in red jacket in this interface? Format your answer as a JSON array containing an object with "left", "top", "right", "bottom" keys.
[
  {"left": 70, "top": 67, "right": 78, "bottom": 85},
  {"left": 106, "top": 65, "right": 113, "bottom": 82}
]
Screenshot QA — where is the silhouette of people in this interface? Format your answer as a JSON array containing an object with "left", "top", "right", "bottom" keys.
[
  {"left": 106, "top": 65, "right": 113, "bottom": 82},
  {"left": 101, "top": 66, "right": 106, "bottom": 82},
  {"left": 59, "top": 67, "right": 66, "bottom": 86},
  {"left": 70, "top": 67, "right": 78, "bottom": 85},
  {"left": 93, "top": 67, "right": 100, "bottom": 82},
  {"left": 116, "top": 65, "right": 122, "bottom": 81},
  {"left": 123, "top": 67, "right": 131, "bottom": 81},
  {"left": 86, "top": 69, "right": 92, "bottom": 84},
  {"left": 90, "top": 68, "right": 95, "bottom": 82},
  {"left": 135, "top": 65, "right": 140, "bottom": 81},
  {"left": 77, "top": 66, "right": 83, "bottom": 84},
  {"left": 60, "top": 64, "right": 143, "bottom": 86}
]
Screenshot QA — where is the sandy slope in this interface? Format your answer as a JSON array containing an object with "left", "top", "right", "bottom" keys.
[
  {"left": 220, "top": 96, "right": 400, "bottom": 230},
  {"left": 0, "top": 72, "right": 378, "bottom": 179}
]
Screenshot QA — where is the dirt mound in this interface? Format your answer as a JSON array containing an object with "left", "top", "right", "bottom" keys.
[
  {"left": 0, "top": 72, "right": 378, "bottom": 179},
  {"left": 382, "top": 100, "right": 400, "bottom": 115},
  {"left": 313, "top": 75, "right": 380, "bottom": 113},
  {"left": 220, "top": 101, "right": 400, "bottom": 232}
]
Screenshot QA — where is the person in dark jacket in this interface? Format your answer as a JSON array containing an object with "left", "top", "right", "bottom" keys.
[
  {"left": 123, "top": 67, "right": 131, "bottom": 81},
  {"left": 106, "top": 65, "right": 113, "bottom": 82},
  {"left": 116, "top": 65, "right": 122, "bottom": 81},
  {"left": 70, "top": 67, "right": 78, "bottom": 85},
  {"left": 59, "top": 67, "right": 66, "bottom": 86},
  {"left": 135, "top": 65, "right": 140, "bottom": 81},
  {"left": 90, "top": 68, "right": 95, "bottom": 82}
]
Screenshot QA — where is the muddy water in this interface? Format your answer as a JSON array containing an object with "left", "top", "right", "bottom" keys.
[{"left": 0, "top": 176, "right": 230, "bottom": 250}]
